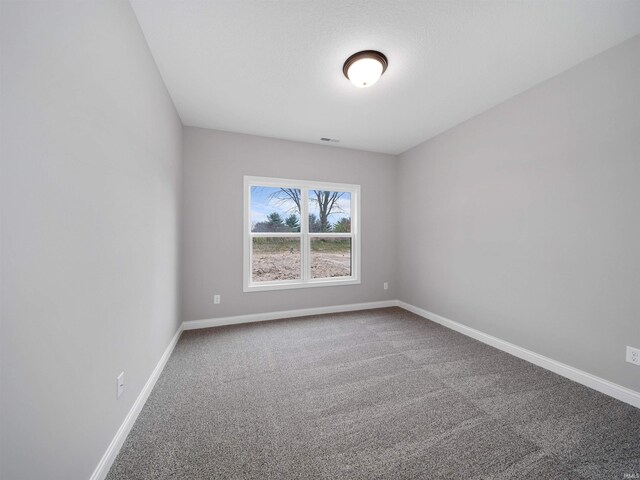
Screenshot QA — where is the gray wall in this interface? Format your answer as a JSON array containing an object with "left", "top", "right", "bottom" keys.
[
  {"left": 397, "top": 35, "right": 640, "bottom": 393},
  {"left": 1, "top": 2, "right": 182, "bottom": 479},
  {"left": 181, "top": 127, "right": 397, "bottom": 321}
]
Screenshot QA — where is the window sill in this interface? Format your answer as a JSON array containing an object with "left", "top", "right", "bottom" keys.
[{"left": 244, "top": 277, "right": 360, "bottom": 292}]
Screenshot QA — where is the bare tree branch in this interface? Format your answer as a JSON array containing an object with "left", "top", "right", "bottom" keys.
[
  {"left": 267, "top": 188, "right": 346, "bottom": 233},
  {"left": 267, "top": 188, "right": 301, "bottom": 214},
  {"left": 312, "top": 190, "right": 346, "bottom": 232}
]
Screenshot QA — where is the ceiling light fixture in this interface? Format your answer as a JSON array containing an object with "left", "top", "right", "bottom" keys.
[{"left": 343, "top": 50, "right": 388, "bottom": 88}]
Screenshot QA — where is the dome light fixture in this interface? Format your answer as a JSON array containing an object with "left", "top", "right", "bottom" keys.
[{"left": 343, "top": 50, "right": 388, "bottom": 88}]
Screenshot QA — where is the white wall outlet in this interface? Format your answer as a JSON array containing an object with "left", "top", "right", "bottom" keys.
[
  {"left": 117, "top": 371, "right": 125, "bottom": 399},
  {"left": 626, "top": 346, "right": 640, "bottom": 366},
  {"left": 383, "top": 282, "right": 388, "bottom": 290},
  {"left": 214, "top": 294, "right": 221, "bottom": 304}
]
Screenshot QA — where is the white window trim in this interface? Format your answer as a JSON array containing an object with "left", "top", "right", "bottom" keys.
[{"left": 243, "top": 175, "right": 361, "bottom": 292}]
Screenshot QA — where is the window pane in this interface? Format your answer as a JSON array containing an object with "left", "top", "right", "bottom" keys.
[
  {"left": 252, "top": 237, "right": 301, "bottom": 282},
  {"left": 310, "top": 238, "right": 351, "bottom": 278},
  {"left": 251, "top": 186, "right": 301, "bottom": 232},
  {"left": 308, "top": 190, "right": 351, "bottom": 233}
]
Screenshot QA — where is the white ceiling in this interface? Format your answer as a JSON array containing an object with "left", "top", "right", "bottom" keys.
[{"left": 130, "top": 1, "right": 640, "bottom": 154}]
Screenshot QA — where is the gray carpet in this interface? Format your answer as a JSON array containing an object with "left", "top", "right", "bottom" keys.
[{"left": 107, "top": 307, "right": 640, "bottom": 479}]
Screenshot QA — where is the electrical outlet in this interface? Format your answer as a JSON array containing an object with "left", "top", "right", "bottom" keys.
[
  {"left": 214, "top": 295, "right": 221, "bottom": 305},
  {"left": 627, "top": 346, "right": 640, "bottom": 366},
  {"left": 383, "top": 282, "right": 388, "bottom": 290},
  {"left": 117, "top": 371, "right": 125, "bottom": 399}
]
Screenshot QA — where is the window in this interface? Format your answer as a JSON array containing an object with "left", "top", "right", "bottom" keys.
[{"left": 244, "top": 176, "right": 360, "bottom": 291}]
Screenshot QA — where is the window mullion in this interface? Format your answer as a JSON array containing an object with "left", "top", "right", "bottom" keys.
[{"left": 301, "top": 187, "right": 309, "bottom": 281}]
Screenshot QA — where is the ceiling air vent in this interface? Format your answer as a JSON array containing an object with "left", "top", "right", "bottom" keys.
[{"left": 320, "top": 137, "right": 340, "bottom": 143}]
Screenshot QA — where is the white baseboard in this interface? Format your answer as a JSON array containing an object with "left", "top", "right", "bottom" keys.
[
  {"left": 89, "top": 324, "right": 184, "bottom": 480},
  {"left": 182, "top": 300, "right": 398, "bottom": 330},
  {"left": 397, "top": 301, "right": 640, "bottom": 410}
]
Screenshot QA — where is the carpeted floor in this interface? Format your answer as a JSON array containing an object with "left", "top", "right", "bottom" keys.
[{"left": 106, "top": 307, "right": 640, "bottom": 479}]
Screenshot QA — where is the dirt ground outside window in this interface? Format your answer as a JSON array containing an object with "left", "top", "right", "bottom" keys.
[{"left": 252, "top": 238, "right": 351, "bottom": 281}]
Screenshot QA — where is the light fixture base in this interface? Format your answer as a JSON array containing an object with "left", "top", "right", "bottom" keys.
[{"left": 343, "top": 50, "right": 388, "bottom": 80}]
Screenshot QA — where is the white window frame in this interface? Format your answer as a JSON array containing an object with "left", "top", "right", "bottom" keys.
[{"left": 243, "top": 175, "right": 361, "bottom": 292}]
